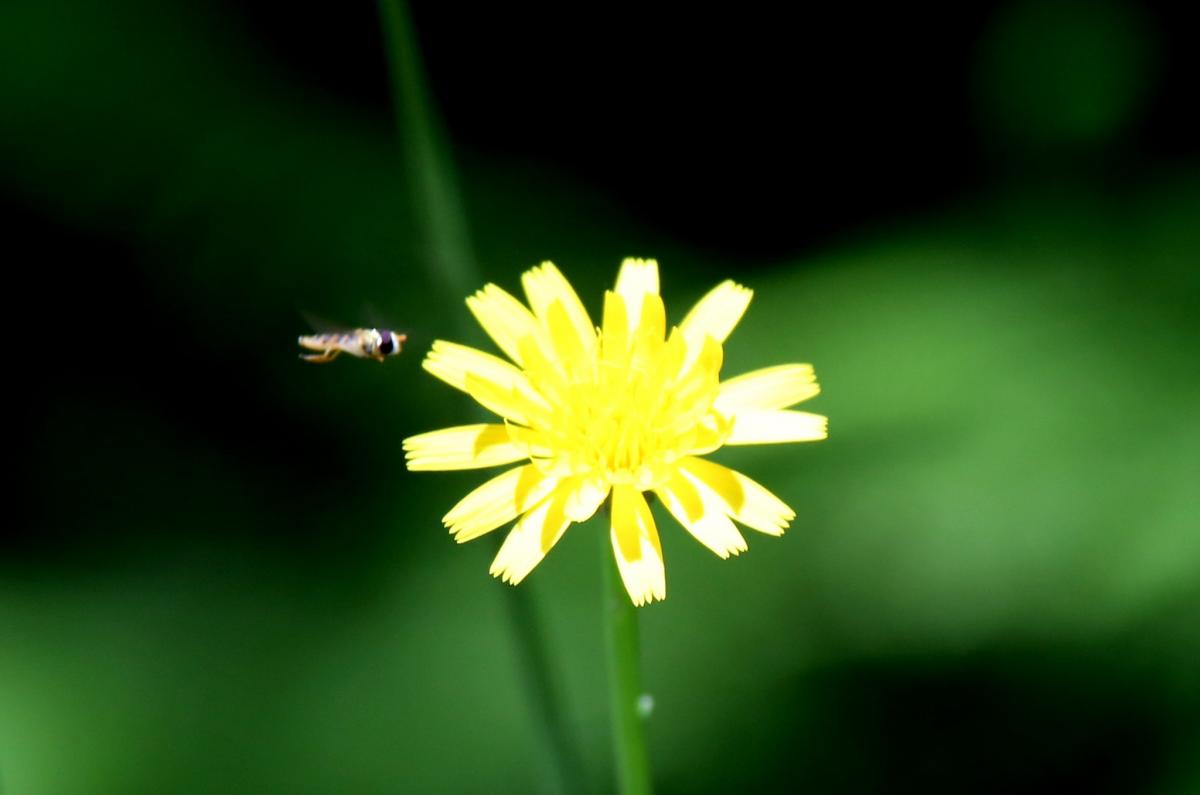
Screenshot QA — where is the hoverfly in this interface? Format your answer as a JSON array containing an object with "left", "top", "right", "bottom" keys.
[{"left": 297, "top": 328, "right": 407, "bottom": 363}]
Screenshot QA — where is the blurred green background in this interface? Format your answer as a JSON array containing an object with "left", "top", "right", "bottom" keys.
[{"left": 2, "top": 1, "right": 1198, "bottom": 792}]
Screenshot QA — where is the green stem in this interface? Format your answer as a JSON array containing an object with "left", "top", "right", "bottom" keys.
[
  {"left": 378, "top": 0, "right": 476, "bottom": 308},
  {"left": 378, "top": 3, "right": 583, "bottom": 792},
  {"left": 604, "top": 543, "right": 653, "bottom": 795},
  {"left": 501, "top": 583, "right": 586, "bottom": 794}
]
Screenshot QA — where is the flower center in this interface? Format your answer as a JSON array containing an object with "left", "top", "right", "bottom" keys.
[{"left": 531, "top": 329, "right": 730, "bottom": 491}]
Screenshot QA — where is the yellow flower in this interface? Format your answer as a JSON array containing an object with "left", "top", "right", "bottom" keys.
[{"left": 404, "top": 259, "right": 827, "bottom": 606}]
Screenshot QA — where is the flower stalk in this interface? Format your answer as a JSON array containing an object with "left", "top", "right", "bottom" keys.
[
  {"left": 378, "top": 3, "right": 582, "bottom": 792},
  {"left": 604, "top": 532, "right": 653, "bottom": 794}
]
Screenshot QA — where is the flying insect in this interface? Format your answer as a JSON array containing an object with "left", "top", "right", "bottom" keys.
[{"left": 297, "top": 328, "right": 407, "bottom": 363}]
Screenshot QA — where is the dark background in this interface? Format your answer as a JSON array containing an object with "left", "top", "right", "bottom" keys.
[{"left": 3, "top": 1, "right": 1198, "bottom": 793}]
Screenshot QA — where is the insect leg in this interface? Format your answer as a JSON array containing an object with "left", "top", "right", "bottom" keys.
[{"left": 300, "top": 348, "right": 341, "bottom": 363}]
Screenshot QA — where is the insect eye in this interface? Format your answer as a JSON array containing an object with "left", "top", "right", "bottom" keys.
[{"left": 378, "top": 331, "right": 394, "bottom": 355}]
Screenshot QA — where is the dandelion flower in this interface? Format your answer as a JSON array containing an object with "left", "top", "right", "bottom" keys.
[{"left": 404, "top": 259, "right": 827, "bottom": 606}]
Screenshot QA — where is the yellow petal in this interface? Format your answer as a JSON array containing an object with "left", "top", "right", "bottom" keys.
[
  {"left": 423, "top": 340, "right": 534, "bottom": 394},
  {"left": 563, "top": 476, "right": 610, "bottom": 522},
  {"left": 632, "top": 291, "right": 667, "bottom": 352},
  {"left": 489, "top": 490, "right": 571, "bottom": 585},
  {"left": 463, "top": 372, "right": 550, "bottom": 427},
  {"left": 443, "top": 464, "right": 558, "bottom": 543},
  {"left": 655, "top": 326, "right": 689, "bottom": 381},
  {"left": 679, "top": 457, "right": 795, "bottom": 536},
  {"left": 656, "top": 473, "right": 747, "bottom": 559},
  {"left": 466, "top": 283, "right": 538, "bottom": 365},
  {"left": 504, "top": 424, "right": 558, "bottom": 461},
  {"left": 610, "top": 484, "right": 666, "bottom": 606},
  {"left": 715, "top": 364, "right": 819, "bottom": 411},
  {"left": 512, "top": 335, "right": 569, "bottom": 408},
  {"left": 725, "top": 410, "right": 828, "bottom": 445},
  {"left": 521, "top": 262, "right": 595, "bottom": 353},
  {"left": 544, "top": 300, "right": 591, "bottom": 379},
  {"left": 669, "top": 334, "right": 723, "bottom": 412},
  {"left": 614, "top": 258, "right": 660, "bottom": 336},
  {"left": 600, "top": 290, "right": 630, "bottom": 364},
  {"left": 403, "top": 424, "right": 528, "bottom": 471},
  {"left": 679, "top": 412, "right": 733, "bottom": 457},
  {"left": 680, "top": 280, "right": 753, "bottom": 344}
]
